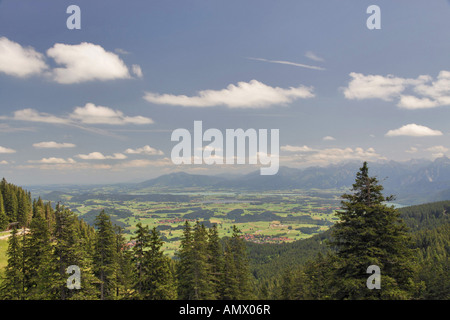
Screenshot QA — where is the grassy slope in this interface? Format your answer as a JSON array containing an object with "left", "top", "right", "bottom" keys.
[{"left": 0, "top": 238, "right": 7, "bottom": 279}]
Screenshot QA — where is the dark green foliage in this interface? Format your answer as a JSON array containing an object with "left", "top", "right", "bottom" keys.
[
  {"left": 0, "top": 193, "right": 7, "bottom": 230},
  {"left": 1, "top": 175, "right": 449, "bottom": 300},
  {"left": 0, "top": 226, "right": 24, "bottom": 299},
  {"left": 93, "top": 210, "right": 118, "bottom": 300},
  {"left": 131, "top": 223, "right": 177, "bottom": 300},
  {"left": 329, "top": 162, "right": 417, "bottom": 299},
  {"left": 221, "top": 226, "right": 253, "bottom": 299}
]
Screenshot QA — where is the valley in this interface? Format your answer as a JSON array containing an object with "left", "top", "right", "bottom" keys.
[{"left": 35, "top": 188, "right": 343, "bottom": 256}]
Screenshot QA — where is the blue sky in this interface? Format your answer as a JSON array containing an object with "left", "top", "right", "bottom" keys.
[{"left": 0, "top": 0, "right": 450, "bottom": 185}]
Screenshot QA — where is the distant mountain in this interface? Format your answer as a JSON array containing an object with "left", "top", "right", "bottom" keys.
[
  {"left": 135, "top": 171, "right": 227, "bottom": 189},
  {"left": 132, "top": 157, "right": 450, "bottom": 205}
]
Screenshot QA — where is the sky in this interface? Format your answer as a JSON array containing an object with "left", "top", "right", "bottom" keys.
[{"left": 0, "top": 0, "right": 450, "bottom": 185}]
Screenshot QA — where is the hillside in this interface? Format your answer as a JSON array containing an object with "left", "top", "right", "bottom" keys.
[{"left": 247, "top": 199, "right": 450, "bottom": 299}]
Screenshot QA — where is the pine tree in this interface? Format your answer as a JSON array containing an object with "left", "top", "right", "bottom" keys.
[
  {"left": 0, "top": 192, "right": 7, "bottom": 230},
  {"left": 330, "top": 161, "right": 417, "bottom": 299},
  {"left": 22, "top": 213, "right": 53, "bottom": 298},
  {"left": 93, "top": 210, "right": 118, "bottom": 300},
  {"left": 131, "top": 222, "right": 151, "bottom": 298},
  {"left": 114, "top": 225, "right": 134, "bottom": 299},
  {"left": 144, "top": 227, "right": 177, "bottom": 300},
  {"left": 17, "top": 190, "right": 32, "bottom": 228},
  {"left": 0, "top": 225, "right": 24, "bottom": 300},
  {"left": 2, "top": 180, "right": 18, "bottom": 223},
  {"left": 176, "top": 220, "right": 195, "bottom": 299},
  {"left": 191, "top": 222, "right": 214, "bottom": 299},
  {"left": 221, "top": 226, "right": 253, "bottom": 299},
  {"left": 207, "top": 223, "right": 224, "bottom": 299}
]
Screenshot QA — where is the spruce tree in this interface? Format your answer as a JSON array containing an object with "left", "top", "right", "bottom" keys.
[
  {"left": 330, "top": 161, "right": 417, "bottom": 299},
  {"left": 93, "top": 210, "right": 118, "bottom": 300},
  {"left": 131, "top": 222, "right": 151, "bottom": 298},
  {"left": 191, "top": 222, "right": 214, "bottom": 299},
  {"left": 114, "top": 225, "right": 134, "bottom": 299},
  {"left": 207, "top": 223, "right": 224, "bottom": 299},
  {"left": 0, "top": 192, "right": 7, "bottom": 230},
  {"left": 176, "top": 220, "right": 195, "bottom": 299},
  {"left": 22, "top": 213, "right": 53, "bottom": 298},
  {"left": 0, "top": 225, "right": 24, "bottom": 300},
  {"left": 144, "top": 227, "right": 177, "bottom": 300},
  {"left": 221, "top": 226, "right": 253, "bottom": 299}
]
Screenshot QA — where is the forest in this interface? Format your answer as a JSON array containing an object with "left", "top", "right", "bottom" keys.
[{"left": 0, "top": 162, "right": 448, "bottom": 300}]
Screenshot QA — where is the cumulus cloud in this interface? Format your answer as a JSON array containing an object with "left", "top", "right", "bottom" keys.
[
  {"left": 280, "top": 145, "right": 314, "bottom": 152},
  {"left": 281, "top": 145, "right": 385, "bottom": 167},
  {"left": 117, "top": 158, "right": 172, "bottom": 168},
  {"left": 342, "top": 72, "right": 428, "bottom": 101},
  {"left": 0, "top": 146, "right": 16, "bottom": 153},
  {"left": 33, "top": 141, "right": 76, "bottom": 149},
  {"left": 426, "top": 145, "right": 449, "bottom": 158},
  {"left": 76, "top": 152, "right": 127, "bottom": 160},
  {"left": 70, "top": 103, "right": 153, "bottom": 125},
  {"left": 0, "top": 37, "right": 48, "bottom": 77},
  {"left": 46, "top": 42, "right": 131, "bottom": 84},
  {"left": 124, "top": 145, "right": 164, "bottom": 155},
  {"left": 0, "top": 38, "right": 143, "bottom": 84},
  {"left": 323, "top": 136, "right": 336, "bottom": 141},
  {"left": 385, "top": 124, "right": 443, "bottom": 137},
  {"left": 405, "top": 147, "right": 418, "bottom": 154},
  {"left": 0, "top": 160, "right": 8, "bottom": 165},
  {"left": 4, "top": 104, "right": 153, "bottom": 127},
  {"left": 11, "top": 108, "right": 69, "bottom": 124},
  {"left": 426, "top": 145, "right": 449, "bottom": 153},
  {"left": 29, "top": 157, "right": 76, "bottom": 164},
  {"left": 144, "top": 80, "right": 315, "bottom": 108},
  {"left": 343, "top": 71, "right": 450, "bottom": 109}
]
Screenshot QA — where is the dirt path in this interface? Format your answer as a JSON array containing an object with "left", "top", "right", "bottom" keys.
[{"left": 0, "top": 228, "right": 29, "bottom": 240}]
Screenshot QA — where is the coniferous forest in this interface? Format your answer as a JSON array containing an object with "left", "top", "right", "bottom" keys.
[{"left": 0, "top": 163, "right": 448, "bottom": 300}]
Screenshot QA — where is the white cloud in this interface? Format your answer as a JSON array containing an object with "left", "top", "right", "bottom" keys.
[
  {"left": 12, "top": 108, "right": 69, "bottom": 124},
  {"left": 426, "top": 145, "right": 448, "bottom": 153},
  {"left": 0, "top": 160, "right": 9, "bottom": 165},
  {"left": 343, "top": 72, "right": 427, "bottom": 101},
  {"left": 131, "top": 64, "right": 143, "bottom": 78},
  {"left": 0, "top": 37, "right": 48, "bottom": 77},
  {"left": 280, "top": 145, "right": 314, "bottom": 152},
  {"left": 343, "top": 71, "right": 450, "bottom": 110},
  {"left": 33, "top": 141, "right": 76, "bottom": 149},
  {"left": 323, "top": 136, "right": 336, "bottom": 141},
  {"left": 76, "top": 152, "right": 127, "bottom": 160},
  {"left": 5, "top": 104, "right": 153, "bottom": 128},
  {"left": 405, "top": 147, "right": 418, "bottom": 154},
  {"left": 281, "top": 146, "right": 385, "bottom": 167},
  {"left": 248, "top": 57, "right": 325, "bottom": 71},
  {"left": 0, "top": 146, "right": 16, "bottom": 153},
  {"left": 47, "top": 42, "right": 131, "bottom": 84},
  {"left": 124, "top": 145, "right": 164, "bottom": 155},
  {"left": 305, "top": 51, "right": 325, "bottom": 62},
  {"left": 70, "top": 103, "right": 153, "bottom": 125},
  {"left": 144, "top": 80, "right": 315, "bottom": 108},
  {"left": 397, "top": 95, "right": 439, "bottom": 109},
  {"left": 385, "top": 124, "right": 443, "bottom": 137},
  {"left": 29, "top": 157, "right": 76, "bottom": 164}
]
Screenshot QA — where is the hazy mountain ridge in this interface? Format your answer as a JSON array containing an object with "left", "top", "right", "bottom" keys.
[{"left": 132, "top": 157, "right": 450, "bottom": 204}]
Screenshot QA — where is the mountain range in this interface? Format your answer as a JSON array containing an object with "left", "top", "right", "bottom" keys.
[{"left": 132, "top": 157, "right": 450, "bottom": 205}]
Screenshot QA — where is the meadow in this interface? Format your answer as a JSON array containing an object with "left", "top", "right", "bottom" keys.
[{"left": 40, "top": 189, "right": 343, "bottom": 256}]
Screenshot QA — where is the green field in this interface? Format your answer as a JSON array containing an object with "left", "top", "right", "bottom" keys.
[
  {"left": 0, "top": 237, "right": 8, "bottom": 279},
  {"left": 38, "top": 189, "right": 344, "bottom": 256}
]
